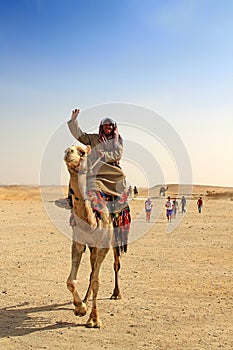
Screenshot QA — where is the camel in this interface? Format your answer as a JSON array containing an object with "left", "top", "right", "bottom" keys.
[
  {"left": 64, "top": 145, "right": 128, "bottom": 328},
  {"left": 159, "top": 186, "right": 168, "bottom": 197}
]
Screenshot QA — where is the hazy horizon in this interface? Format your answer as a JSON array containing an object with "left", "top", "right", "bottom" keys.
[{"left": 1, "top": 183, "right": 233, "bottom": 190}]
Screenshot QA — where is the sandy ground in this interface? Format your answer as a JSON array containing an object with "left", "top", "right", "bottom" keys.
[{"left": 0, "top": 185, "right": 233, "bottom": 350}]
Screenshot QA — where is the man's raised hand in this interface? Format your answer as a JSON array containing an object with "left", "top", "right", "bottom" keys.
[{"left": 71, "top": 108, "right": 80, "bottom": 121}]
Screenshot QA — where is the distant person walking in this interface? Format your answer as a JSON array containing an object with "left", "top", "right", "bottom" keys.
[
  {"left": 197, "top": 197, "right": 203, "bottom": 213},
  {"left": 172, "top": 198, "right": 179, "bottom": 218},
  {"left": 145, "top": 197, "right": 153, "bottom": 222},
  {"left": 128, "top": 185, "right": 133, "bottom": 198},
  {"left": 165, "top": 196, "right": 174, "bottom": 222},
  {"left": 181, "top": 196, "right": 186, "bottom": 213},
  {"left": 133, "top": 186, "right": 138, "bottom": 197}
]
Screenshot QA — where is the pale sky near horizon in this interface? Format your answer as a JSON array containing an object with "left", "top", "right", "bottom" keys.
[{"left": 1, "top": 0, "right": 233, "bottom": 187}]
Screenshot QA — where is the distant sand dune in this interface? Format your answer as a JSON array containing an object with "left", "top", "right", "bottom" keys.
[
  {"left": 0, "top": 185, "right": 67, "bottom": 201},
  {"left": 0, "top": 186, "right": 40, "bottom": 201},
  {"left": 0, "top": 184, "right": 232, "bottom": 201},
  {"left": 136, "top": 184, "right": 233, "bottom": 199}
]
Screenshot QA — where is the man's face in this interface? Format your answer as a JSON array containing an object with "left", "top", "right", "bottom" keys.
[{"left": 103, "top": 123, "right": 114, "bottom": 136}]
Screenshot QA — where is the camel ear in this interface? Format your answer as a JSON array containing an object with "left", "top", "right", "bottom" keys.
[
  {"left": 75, "top": 145, "right": 85, "bottom": 152},
  {"left": 75, "top": 145, "right": 86, "bottom": 157},
  {"left": 86, "top": 145, "right": 91, "bottom": 155}
]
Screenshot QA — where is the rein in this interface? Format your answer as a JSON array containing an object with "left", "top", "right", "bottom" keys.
[
  {"left": 75, "top": 196, "right": 88, "bottom": 203},
  {"left": 69, "top": 188, "right": 88, "bottom": 203}
]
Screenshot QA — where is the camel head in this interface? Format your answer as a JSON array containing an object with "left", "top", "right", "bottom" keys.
[{"left": 64, "top": 145, "right": 91, "bottom": 173}]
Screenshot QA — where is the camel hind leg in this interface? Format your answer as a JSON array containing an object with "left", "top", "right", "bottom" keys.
[
  {"left": 110, "top": 246, "right": 121, "bottom": 299},
  {"left": 86, "top": 247, "right": 110, "bottom": 328},
  {"left": 67, "top": 242, "right": 88, "bottom": 317},
  {"left": 82, "top": 246, "right": 96, "bottom": 306}
]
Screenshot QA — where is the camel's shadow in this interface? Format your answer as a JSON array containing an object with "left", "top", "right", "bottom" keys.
[{"left": 0, "top": 301, "right": 85, "bottom": 338}]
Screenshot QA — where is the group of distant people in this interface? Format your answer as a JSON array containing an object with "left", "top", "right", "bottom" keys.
[
  {"left": 144, "top": 195, "right": 204, "bottom": 223},
  {"left": 165, "top": 196, "right": 204, "bottom": 222},
  {"left": 127, "top": 184, "right": 204, "bottom": 223},
  {"left": 127, "top": 185, "right": 138, "bottom": 198}
]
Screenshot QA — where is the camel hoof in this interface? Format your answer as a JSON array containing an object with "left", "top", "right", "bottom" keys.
[
  {"left": 110, "top": 293, "right": 121, "bottom": 300},
  {"left": 73, "top": 302, "right": 87, "bottom": 317},
  {"left": 86, "top": 318, "right": 102, "bottom": 328}
]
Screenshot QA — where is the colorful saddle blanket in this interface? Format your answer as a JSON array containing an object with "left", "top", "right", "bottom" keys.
[{"left": 88, "top": 190, "right": 131, "bottom": 253}]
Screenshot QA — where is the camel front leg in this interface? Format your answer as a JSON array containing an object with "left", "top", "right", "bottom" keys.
[
  {"left": 111, "top": 247, "right": 121, "bottom": 299},
  {"left": 86, "top": 247, "right": 110, "bottom": 328},
  {"left": 67, "top": 242, "right": 87, "bottom": 317}
]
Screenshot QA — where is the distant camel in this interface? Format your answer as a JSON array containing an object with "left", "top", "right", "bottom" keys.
[
  {"left": 159, "top": 186, "right": 168, "bottom": 197},
  {"left": 64, "top": 145, "right": 129, "bottom": 328}
]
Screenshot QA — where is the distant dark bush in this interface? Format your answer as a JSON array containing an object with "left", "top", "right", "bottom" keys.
[{"left": 206, "top": 191, "right": 233, "bottom": 198}]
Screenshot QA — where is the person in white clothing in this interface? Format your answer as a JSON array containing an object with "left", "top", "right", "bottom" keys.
[
  {"left": 145, "top": 197, "right": 153, "bottom": 222},
  {"left": 165, "top": 196, "right": 174, "bottom": 222}
]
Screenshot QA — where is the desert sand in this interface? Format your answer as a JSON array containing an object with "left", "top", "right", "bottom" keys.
[{"left": 0, "top": 184, "right": 232, "bottom": 349}]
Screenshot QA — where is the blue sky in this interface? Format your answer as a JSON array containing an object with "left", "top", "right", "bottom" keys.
[{"left": 1, "top": 0, "right": 233, "bottom": 187}]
